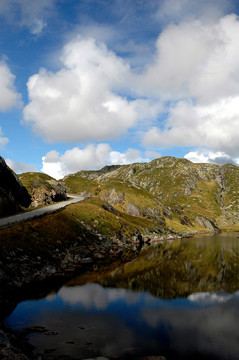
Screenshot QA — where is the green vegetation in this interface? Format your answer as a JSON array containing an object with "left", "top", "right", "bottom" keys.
[
  {"left": 61, "top": 156, "right": 239, "bottom": 233},
  {"left": 62, "top": 173, "right": 99, "bottom": 194},
  {"left": 3, "top": 156, "right": 239, "bottom": 246},
  {"left": 19, "top": 172, "right": 57, "bottom": 192},
  {"left": 63, "top": 197, "right": 159, "bottom": 238},
  {"left": 97, "top": 233, "right": 239, "bottom": 298},
  {"left": 221, "top": 164, "right": 239, "bottom": 211},
  {"left": 0, "top": 197, "right": 158, "bottom": 252}
]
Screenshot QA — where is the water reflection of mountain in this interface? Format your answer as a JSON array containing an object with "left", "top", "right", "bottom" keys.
[
  {"left": 5, "top": 233, "right": 239, "bottom": 360},
  {"left": 99, "top": 233, "right": 239, "bottom": 299}
]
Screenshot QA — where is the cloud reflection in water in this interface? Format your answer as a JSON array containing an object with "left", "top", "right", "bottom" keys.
[
  {"left": 58, "top": 283, "right": 141, "bottom": 309},
  {"left": 5, "top": 281, "right": 239, "bottom": 359}
]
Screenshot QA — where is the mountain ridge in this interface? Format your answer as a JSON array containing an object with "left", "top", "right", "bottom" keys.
[
  {"left": 61, "top": 156, "right": 239, "bottom": 232},
  {"left": 2, "top": 155, "right": 239, "bottom": 236}
]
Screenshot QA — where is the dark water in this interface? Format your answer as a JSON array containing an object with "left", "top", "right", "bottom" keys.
[{"left": 4, "top": 233, "right": 239, "bottom": 359}]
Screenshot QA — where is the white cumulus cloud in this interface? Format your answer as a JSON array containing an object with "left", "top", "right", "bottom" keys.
[
  {"left": 184, "top": 149, "right": 239, "bottom": 166},
  {"left": 41, "top": 144, "right": 148, "bottom": 179},
  {"left": 109, "top": 148, "right": 147, "bottom": 165},
  {"left": 22, "top": 9, "right": 239, "bottom": 166},
  {"left": 143, "top": 97, "right": 239, "bottom": 157},
  {"left": 24, "top": 37, "right": 137, "bottom": 142},
  {"left": 0, "top": 61, "right": 21, "bottom": 111},
  {"left": 141, "top": 14, "right": 239, "bottom": 161},
  {"left": 140, "top": 14, "right": 239, "bottom": 102},
  {"left": 0, "top": 60, "right": 21, "bottom": 149}
]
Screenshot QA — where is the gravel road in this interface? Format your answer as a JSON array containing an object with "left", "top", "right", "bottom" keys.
[{"left": 0, "top": 195, "right": 85, "bottom": 228}]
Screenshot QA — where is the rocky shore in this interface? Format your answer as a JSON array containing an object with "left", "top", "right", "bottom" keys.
[
  {"left": 0, "top": 218, "right": 145, "bottom": 360},
  {"left": 0, "top": 208, "right": 219, "bottom": 360},
  {"left": 0, "top": 226, "right": 189, "bottom": 312},
  {"left": 0, "top": 223, "right": 193, "bottom": 360}
]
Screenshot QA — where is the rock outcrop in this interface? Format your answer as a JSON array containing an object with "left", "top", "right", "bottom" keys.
[
  {"left": 195, "top": 215, "right": 219, "bottom": 231},
  {"left": 19, "top": 172, "right": 67, "bottom": 207},
  {"left": 100, "top": 188, "right": 125, "bottom": 205},
  {"left": 126, "top": 202, "right": 140, "bottom": 216},
  {"left": 30, "top": 181, "right": 67, "bottom": 208},
  {"left": 0, "top": 157, "right": 31, "bottom": 217}
]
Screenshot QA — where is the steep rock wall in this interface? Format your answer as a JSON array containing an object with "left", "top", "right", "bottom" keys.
[{"left": 0, "top": 157, "right": 31, "bottom": 216}]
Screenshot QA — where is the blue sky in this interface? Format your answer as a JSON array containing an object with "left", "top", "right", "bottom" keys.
[{"left": 1, "top": 0, "right": 239, "bottom": 179}]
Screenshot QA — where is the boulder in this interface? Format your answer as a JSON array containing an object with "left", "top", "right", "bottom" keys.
[
  {"left": 100, "top": 188, "right": 125, "bottom": 205},
  {"left": 142, "top": 207, "right": 160, "bottom": 220},
  {"left": 126, "top": 202, "right": 140, "bottom": 216}
]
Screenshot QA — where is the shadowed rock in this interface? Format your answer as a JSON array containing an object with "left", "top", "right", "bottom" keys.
[
  {"left": 0, "top": 157, "right": 31, "bottom": 216},
  {"left": 102, "top": 202, "right": 120, "bottom": 216}
]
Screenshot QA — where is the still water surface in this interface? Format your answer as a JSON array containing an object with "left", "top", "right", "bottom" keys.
[{"left": 5, "top": 233, "right": 239, "bottom": 359}]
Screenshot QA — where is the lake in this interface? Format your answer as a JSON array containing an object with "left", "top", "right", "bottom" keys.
[{"left": 4, "top": 232, "right": 239, "bottom": 360}]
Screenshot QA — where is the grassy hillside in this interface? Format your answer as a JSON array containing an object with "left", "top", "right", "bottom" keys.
[
  {"left": 19, "top": 172, "right": 61, "bottom": 192},
  {"left": 61, "top": 157, "right": 239, "bottom": 233},
  {"left": 0, "top": 197, "right": 164, "bottom": 252},
  {"left": 3, "top": 156, "right": 238, "bottom": 243},
  {"left": 62, "top": 173, "right": 99, "bottom": 194}
]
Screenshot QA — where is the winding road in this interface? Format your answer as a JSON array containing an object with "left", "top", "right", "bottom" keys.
[{"left": 0, "top": 195, "right": 85, "bottom": 229}]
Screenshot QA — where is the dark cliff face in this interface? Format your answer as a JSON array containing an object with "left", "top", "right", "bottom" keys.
[{"left": 0, "top": 157, "right": 31, "bottom": 216}]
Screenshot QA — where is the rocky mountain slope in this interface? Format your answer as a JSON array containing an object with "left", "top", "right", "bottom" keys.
[
  {"left": 62, "top": 156, "right": 239, "bottom": 233},
  {"left": 19, "top": 172, "right": 67, "bottom": 207},
  {"left": 0, "top": 156, "right": 31, "bottom": 216},
  {"left": 1, "top": 155, "right": 239, "bottom": 238}
]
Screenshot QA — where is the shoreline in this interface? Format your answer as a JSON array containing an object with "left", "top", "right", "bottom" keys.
[{"left": 0, "top": 227, "right": 231, "bottom": 359}]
